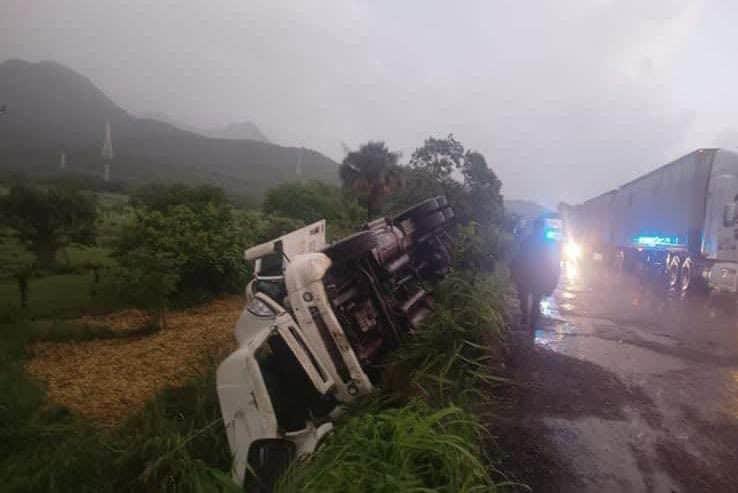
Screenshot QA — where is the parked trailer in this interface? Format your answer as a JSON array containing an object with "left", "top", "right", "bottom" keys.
[{"left": 572, "top": 148, "right": 738, "bottom": 293}]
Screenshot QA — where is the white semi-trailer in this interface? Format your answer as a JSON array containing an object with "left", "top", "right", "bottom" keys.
[{"left": 572, "top": 148, "right": 738, "bottom": 294}]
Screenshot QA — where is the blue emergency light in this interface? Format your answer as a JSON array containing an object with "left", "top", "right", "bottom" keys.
[{"left": 635, "top": 235, "right": 681, "bottom": 248}]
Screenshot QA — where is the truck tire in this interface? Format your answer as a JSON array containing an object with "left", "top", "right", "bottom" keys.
[
  {"left": 680, "top": 258, "right": 707, "bottom": 295},
  {"left": 680, "top": 258, "right": 692, "bottom": 293},
  {"left": 394, "top": 197, "right": 442, "bottom": 224},
  {"left": 411, "top": 210, "right": 447, "bottom": 237},
  {"left": 323, "top": 231, "right": 377, "bottom": 263},
  {"left": 667, "top": 255, "right": 681, "bottom": 289}
]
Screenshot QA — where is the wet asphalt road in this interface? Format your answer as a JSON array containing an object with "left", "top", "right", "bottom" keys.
[{"left": 503, "top": 259, "right": 738, "bottom": 492}]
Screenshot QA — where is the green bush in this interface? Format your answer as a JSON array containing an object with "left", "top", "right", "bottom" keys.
[{"left": 112, "top": 200, "right": 246, "bottom": 308}]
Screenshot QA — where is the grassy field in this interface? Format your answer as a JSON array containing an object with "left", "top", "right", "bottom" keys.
[{"left": 0, "top": 273, "right": 94, "bottom": 319}]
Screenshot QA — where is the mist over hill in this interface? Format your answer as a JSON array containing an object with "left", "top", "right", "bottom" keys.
[
  {"left": 0, "top": 59, "right": 337, "bottom": 196},
  {"left": 504, "top": 199, "right": 550, "bottom": 219},
  {"left": 139, "top": 113, "right": 270, "bottom": 143}
]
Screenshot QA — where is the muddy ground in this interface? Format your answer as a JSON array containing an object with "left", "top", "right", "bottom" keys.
[{"left": 493, "top": 260, "right": 738, "bottom": 492}]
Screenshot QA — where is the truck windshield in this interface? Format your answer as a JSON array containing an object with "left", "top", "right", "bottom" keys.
[
  {"left": 256, "top": 335, "right": 335, "bottom": 432},
  {"left": 258, "top": 253, "right": 284, "bottom": 277}
]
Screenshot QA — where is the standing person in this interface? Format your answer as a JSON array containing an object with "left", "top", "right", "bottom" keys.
[{"left": 511, "top": 215, "right": 562, "bottom": 330}]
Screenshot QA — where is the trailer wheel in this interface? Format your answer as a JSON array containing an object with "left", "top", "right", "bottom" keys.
[
  {"left": 394, "top": 197, "right": 442, "bottom": 224},
  {"left": 323, "top": 231, "right": 377, "bottom": 263},
  {"left": 614, "top": 249, "right": 625, "bottom": 273},
  {"left": 667, "top": 255, "right": 681, "bottom": 289},
  {"left": 411, "top": 210, "right": 447, "bottom": 236},
  {"left": 680, "top": 258, "right": 692, "bottom": 293}
]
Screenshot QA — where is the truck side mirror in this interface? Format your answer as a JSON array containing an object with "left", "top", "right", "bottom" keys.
[{"left": 723, "top": 203, "right": 737, "bottom": 227}]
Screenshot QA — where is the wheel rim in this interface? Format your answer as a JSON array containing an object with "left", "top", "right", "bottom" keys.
[
  {"left": 668, "top": 258, "right": 680, "bottom": 288},
  {"left": 681, "top": 262, "right": 691, "bottom": 292}
]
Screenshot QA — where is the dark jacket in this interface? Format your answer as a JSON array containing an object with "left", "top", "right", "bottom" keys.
[{"left": 511, "top": 226, "right": 561, "bottom": 296}]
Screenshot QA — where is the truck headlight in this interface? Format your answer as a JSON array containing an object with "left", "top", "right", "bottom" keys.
[
  {"left": 564, "top": 241, "right": 582, "bottom": 261},
  {"left": 247, "top": 297, "right": 276, "bottom": 318}
]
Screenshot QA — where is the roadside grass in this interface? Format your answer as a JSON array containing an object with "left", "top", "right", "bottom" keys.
[
  {"left": 276, "top": 400, "right": 496, "bottom": 493},
  {"left": 389, "top": 272, "right": 509, "bottom": 408}
]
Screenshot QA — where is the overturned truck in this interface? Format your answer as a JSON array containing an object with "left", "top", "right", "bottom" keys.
[{"left": 217, "top": 197, "right": 455, "bottom": 488}]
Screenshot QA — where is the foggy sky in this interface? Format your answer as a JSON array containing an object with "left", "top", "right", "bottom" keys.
[{"left": 3, "top": 0, "right": 737, "bottom": 206}]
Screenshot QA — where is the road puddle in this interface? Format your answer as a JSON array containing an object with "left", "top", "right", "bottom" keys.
[{"left": 534, "top": 286, "right": 687, "bottom": 376}]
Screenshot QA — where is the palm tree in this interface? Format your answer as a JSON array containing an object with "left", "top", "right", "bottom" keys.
[{"left": 339, "top": 141, "right": 402, "bottom": 220}]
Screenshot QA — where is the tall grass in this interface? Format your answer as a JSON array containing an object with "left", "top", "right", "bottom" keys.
[
  {"left": 276, "top": 400, "right": 497, "bottom": 493},
  {"left": 111, "top": 354, "right": 238, "bottom": 493},
  {"left": 389, "top": 272, "right": 509, "bottom": 407}
]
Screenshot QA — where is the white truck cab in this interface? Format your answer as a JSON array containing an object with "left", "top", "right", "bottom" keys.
[{"left": 217, "top": 198, "right": 455, "bottom": 490}]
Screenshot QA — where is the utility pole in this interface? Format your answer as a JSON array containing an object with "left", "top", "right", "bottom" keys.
[
  {"left": 101, "top": 121, "right": 114, "bottom": 182},
  {"left": 295, "top": 147, "right": 304, "bottom": 182}
]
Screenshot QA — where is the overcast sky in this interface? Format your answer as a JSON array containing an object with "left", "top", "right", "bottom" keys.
[{"left": 3, "top": 0, "right": 737, "bottom": 205}]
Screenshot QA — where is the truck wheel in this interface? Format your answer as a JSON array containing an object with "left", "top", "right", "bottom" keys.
[
  {"left": 411, "top": 210, "right": 447, "bottom": 236},
  {"left": 614, "top": 249, "right": 625, "bottom": 273},
  {"left": 667, "top": 255, "right": 681, "bottom": 289},
  {"left": 323, "top": 231, "right": 377, "bottom": 263},
  {"left": 680, "top": 258, "right": 692, "bottom": 293},
  {"left": 394, "top": 198, "right": 441, "bottom": 224}
]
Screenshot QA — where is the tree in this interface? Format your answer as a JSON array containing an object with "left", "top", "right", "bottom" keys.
[
  {"left": 409, "top": 134, "right": 465, "bottom": 180},
  {"left": 263, "top": 181, "right": 365, "bottom": 235},
  {"left": 461, "top": 151, "right": 503, "bottom": 226},
  {"left": 108, "top": 186, "right": 246, "bottom": 322},
  {"left": 339, "top": 142, "right": 402, "bottom": 220},
  {"left": 0, "top": 232, "right": 36, "bottom": 309},
  {"left": 109, "top": 247, "right": 180, "bottom": 329},
  {"left": 1, "top": 185, "right": 96, "bottom": 267},
  {"left": 392, "top": 135, "right": 506, "bottom": 270}
]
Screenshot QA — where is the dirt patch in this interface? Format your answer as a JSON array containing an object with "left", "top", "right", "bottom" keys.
[
  {"left": 75, "top": 308, "right": 152, "bottom": 335},
  {"left": 25, "top": 297, "right": 243, "bottom": 426}
]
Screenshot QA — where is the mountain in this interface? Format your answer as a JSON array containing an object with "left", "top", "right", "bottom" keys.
[
  {"left": 504, "top": 199, "right": 550, "bottom": 219},
  {"left": 207, "top": 121, "right": 269, "bottom": 142},
  {"left": 139, "top": 113, "right": 270, "bottom": 143},
  {"left": 0, "top": 59, "right": 337, "bottom": 197}
]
